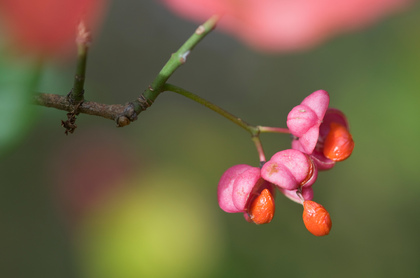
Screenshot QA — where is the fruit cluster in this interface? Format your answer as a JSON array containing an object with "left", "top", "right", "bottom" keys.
[{"left": 217, "top": 90, "right": 354, "bottom": 236}]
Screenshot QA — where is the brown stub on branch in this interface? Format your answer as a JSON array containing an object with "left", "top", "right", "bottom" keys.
[
  {"left": 61, "top": 112, "right": 78, "bottom": 135},
  {"left": 61, "top": 97, "right": 82, "bottom": 135},
  {"left": 116, "top": 116, "right": 131, "bottom": 127}
]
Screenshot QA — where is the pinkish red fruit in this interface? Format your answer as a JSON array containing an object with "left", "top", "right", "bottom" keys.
[
  {"left": 287, "top": 90, "right": 330, "bottom": 154},
  {"left": 261, "top": 149, "right": 317, "bottom": 190}
]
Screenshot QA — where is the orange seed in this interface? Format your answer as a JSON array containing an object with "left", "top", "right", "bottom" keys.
[
  {"left": 323, "top": 122, "right": 354, "bottom": 162},
  {"left": 302, "top": 200, "right": 332, "bottom": 236},
  {"left": 248, "top": 188, "right": 275, "bottom": 225}
]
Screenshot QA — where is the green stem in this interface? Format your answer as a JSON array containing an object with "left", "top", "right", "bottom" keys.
[
  {"left": 69, "top": 21, "right": 90, "bottom": 104},
  {"left": 128, "top": 15, "right": 220, "bottom": 118},
  {"left": 154, "top": 16, "right": 218, "bottom": 91},
  {"left": 163, "top": 83, "right": 260, "bottom": 136},
  {"left": 163, "top": 83, "right": 268, "bottom": 161},
  {"left": 258, "top": 126, "right": 291, "bottom": 134},
  {"left": 252, "top": 136, "right": 266, "bottom": 162}
]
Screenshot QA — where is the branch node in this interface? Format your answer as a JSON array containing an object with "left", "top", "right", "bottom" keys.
[
  {"left": 66, "top": 89, "right": 85, "bottom": 107},
  {"left": 138, "top": 94, "right": 154, "bottom": 110},
  {"left": 61, "top": 93, "right": 83, "bottom": 134},
  {"left": 123, "top": 103, "right": 138, "bottom": 122}
]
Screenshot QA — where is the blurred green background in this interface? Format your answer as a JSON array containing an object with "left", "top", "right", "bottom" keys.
[{"left": 1, "top": 1, "right": 420, "bottom": 277}]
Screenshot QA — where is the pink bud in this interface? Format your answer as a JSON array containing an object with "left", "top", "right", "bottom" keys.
[
  {"left": 261, "top": 149, "right": 317, "bottom": 190},
  {"left": 287, "top": 90, "right": 329, "bottom": 154}
]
